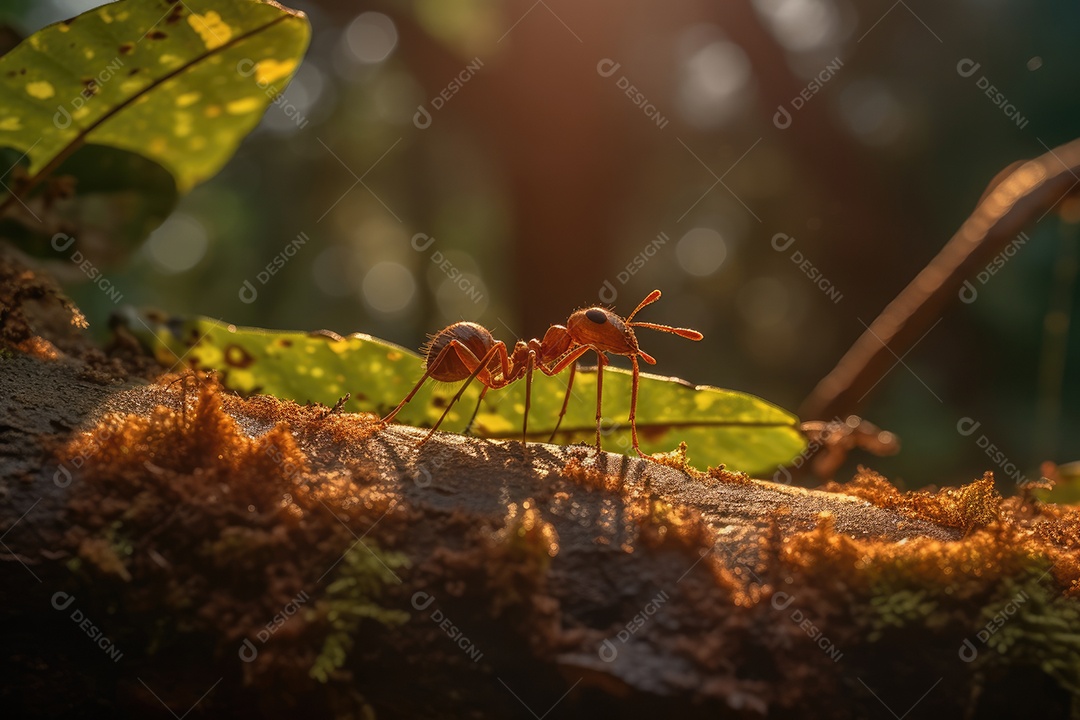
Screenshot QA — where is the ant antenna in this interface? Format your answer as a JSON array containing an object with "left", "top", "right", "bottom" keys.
[{"left": 626, "top": 290, "right": 705, "bottom": 341}]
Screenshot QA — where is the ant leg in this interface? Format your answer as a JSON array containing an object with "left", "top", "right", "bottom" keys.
[
  {"left": 541, "top": 344, "right": 591, "bottom": 442},
  {"left": 523, "top": 352, "right": 535, "bottom": 446},
  {"left": 629, "top": 354, "right": 647, "bottom": 457},
  {"left": 548, "top": 362, "right": 576, "bottom": 443},
  {"left": 382, "top": 340, "right": 463, "bottom": 424},
  {"left": 462, "top": 385, "right": 490, "bottom": 436},
  {"left": 594, "top": 351, "right": 607, "bottom": 452},
  {"left": 421, "top": 341, "right": 507, "bottom": 444}
]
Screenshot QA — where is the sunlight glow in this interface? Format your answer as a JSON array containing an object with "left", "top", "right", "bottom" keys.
[
  {"left": 143, "top": 212, "right": 209, "bottom": 274},
  {"left": 676, "top": 228, "right": 728, "bottom": 277},
  {"left": 677, "top": 29, "right": 752, "bottom": 127},
  {"left": 362, "top": 261, "right": 415, "bottom": 313},
  {"left": 344, "top": 12, "right": 398, "bottom": 65},
  {"left": 753, "top": 0, "right": 842, "bottom": 53},
  {"left": 836, "top": 80, "right": 905, "bottom": 146}
]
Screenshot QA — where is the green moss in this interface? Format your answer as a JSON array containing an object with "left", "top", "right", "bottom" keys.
[
  {"left": 866, "top": 589, "right": 940, "bottom": 640},
  {"left": 309, "top": 542, "right": 410, "bottom": 683},
  {"left": 858, "top": 565, "right": 1080, "bottom": 698},
  {"left": 972, "top": 571, "right": 1080, "bottom": 695}
]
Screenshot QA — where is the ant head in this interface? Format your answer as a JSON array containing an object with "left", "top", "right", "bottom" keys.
[
  {"left": 566, "top": 307, "right": 638, "bottom": 357},
  {"left": 424, "top": 321, "right": 494, "bottom": 381}
]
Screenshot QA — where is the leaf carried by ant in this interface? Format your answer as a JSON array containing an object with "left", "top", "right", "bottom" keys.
[{"left": 117, "top": 310, "right": 807, "bottom": 476}]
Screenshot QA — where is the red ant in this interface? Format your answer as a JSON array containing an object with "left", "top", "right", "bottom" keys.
[{"left": 380, "top": 290, "right": 703, "bottom": 456}]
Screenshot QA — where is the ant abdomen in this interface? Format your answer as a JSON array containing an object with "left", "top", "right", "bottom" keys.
[{"left": 424, "top": 322, "right": 495, "bottom": 382}]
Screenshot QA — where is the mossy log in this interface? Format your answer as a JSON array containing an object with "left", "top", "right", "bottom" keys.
[{"left": 2, "top": 349, "right": 1080, "bottom": 719}]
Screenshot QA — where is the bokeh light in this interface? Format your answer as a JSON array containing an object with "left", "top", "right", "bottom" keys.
[
  {"left": 343, "top": 12, "right": 398, "bottom": 65},
  {"left": 141, "top": 213, "right": 209, "bottom": 275},
  {"left": 362, "top": 261, "right": 415, "bottom": 314},
  {"left": 753, "top": 0, "right": 843, "bottom": 53},
  {"left": 677, "top": 29, "right": 753, "bottom": 128},
  {"left": 676, "top": 227, "right": 728, "bottom": 277}
]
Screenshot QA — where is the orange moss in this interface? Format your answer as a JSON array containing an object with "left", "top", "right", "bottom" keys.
[
  {"left": 707, "top": 464, "right": 752, "bottom": 485},
  {"left": 561, "top": 451, "right": 620, "bottom": 491},
  {"left": 64, "top": 378, "right": 310, "bottom": 516},
  {"left": 775, "top": 494, "right": 1054, "bottom": 597},
  {"left": 823, "top": 468, "right": 1002, "bottom": 532},
  {"left": 226, "top": 390, "right": 381, "bottom": 447},
  {"left": 650, "top": 442, "right": 753, "bottom": 488},
  {"left": 52, "top": 368, "right": 1080, "bottom": 709},
  {"left": 814, "top": 466, "right": 1080, "bottom": 595},
  {"left": 633, "top": 497, "right": 713, "bottom": 553},
  {"left": 58, "top": 378, "right": 407, "bottom": 694},
  {"left": 77, "top": 536, "right": 133, "bottom": 581},
  {"left": 649, "top": 441, "right": 694, "bottom": 472},
  {"left": 15, "top": 334, "right": 62, "bottom": 360}
]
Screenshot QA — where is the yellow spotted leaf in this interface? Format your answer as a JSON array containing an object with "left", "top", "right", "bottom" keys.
[
  {"left": 119, "top": 311, "right": 807, "bottom": 476},
  {"left": 0, "top": 0, "right": 310, "bottom": 194}
]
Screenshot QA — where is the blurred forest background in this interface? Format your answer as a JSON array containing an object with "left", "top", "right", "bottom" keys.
[{"left": 4, "top": 0, "right": 1079, "bottom": 487}]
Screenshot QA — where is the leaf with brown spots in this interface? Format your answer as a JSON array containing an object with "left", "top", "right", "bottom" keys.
[
  {"left": 0, "top": 0, "right": 310, "bottom": 209},
  {"left": 118, "top": 310, "right": 807, "bottom": 476}
]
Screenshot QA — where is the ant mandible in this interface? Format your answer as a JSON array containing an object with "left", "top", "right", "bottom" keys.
[{"left": 380, "top": 290, "right": 703, "bottom": 457}]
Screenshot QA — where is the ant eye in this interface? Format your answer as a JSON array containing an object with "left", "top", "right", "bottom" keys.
[{"left": 585, "top": 309, "right": 607, "bottom": 324}]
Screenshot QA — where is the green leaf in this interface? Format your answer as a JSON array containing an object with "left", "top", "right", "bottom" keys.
[
  {"left": 116, "top": 311, "right": 807, "bottom": 476},
  {"left": 0, "top": 0, "right": 310, "bottom": 195}
]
